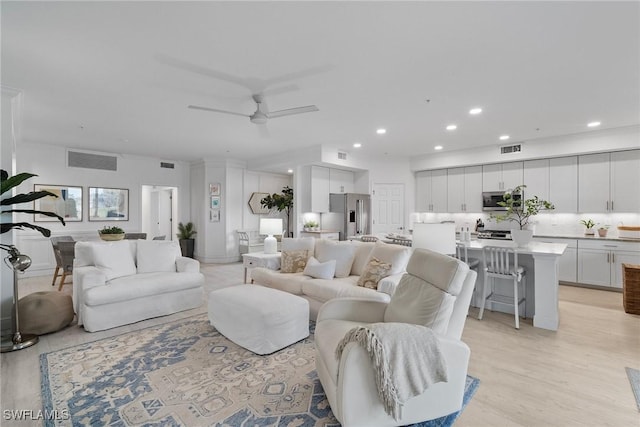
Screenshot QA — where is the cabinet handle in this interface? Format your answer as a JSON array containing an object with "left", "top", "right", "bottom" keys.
[
  {"left": 606, "top": 201, "right": 609, "bottom": 211},
  {"left": 611, "top": 200, "right": 614, "bottom": 211},
  {"left": 606, "top": 253, "right": 610, "bottom": 263},
  {"left": 612, "top": 253, "right": 615, "bottom": 263}
]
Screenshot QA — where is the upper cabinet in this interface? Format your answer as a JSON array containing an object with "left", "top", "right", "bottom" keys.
[
  {"left": 524, "top": 157, "right": 578, "bottom": 213},
  {"left": 300, "top": 166, "right": 355, "bottom": 212},
  {"left": 416, "top": 169, "right": 447, "bottom": 212},
  {"left": 329, "top": 169, "right": 354, "bottom": 194},
  {"left": 482, "top": 161, "right": 523, "bottom": 191},
  {"left": 447, "top": 166, "right": 482, "bottom": 213},
  {"left": 578, "top": 150, "right": 640, "bottom": 213}
]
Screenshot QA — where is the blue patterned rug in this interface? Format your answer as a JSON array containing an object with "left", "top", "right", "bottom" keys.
[{"left": 40, "top": 315, "right": 479, "bottom": 426}]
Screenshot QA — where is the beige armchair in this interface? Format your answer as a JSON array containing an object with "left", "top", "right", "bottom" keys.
[{"left": 314, "top": 248, "right": 477, "bottom": 427}]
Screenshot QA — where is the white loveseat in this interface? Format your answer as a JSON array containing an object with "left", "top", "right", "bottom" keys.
[
  {"left": 251, "top": 238, "right": 413, "bottom": 319},
  {"left": 73, "top": 239, "right": 204, "bottom": 332}
]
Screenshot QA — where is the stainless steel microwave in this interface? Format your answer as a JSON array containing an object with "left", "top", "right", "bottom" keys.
[{"left": 482, "top": 191, "right": 521, "bottom": 211}]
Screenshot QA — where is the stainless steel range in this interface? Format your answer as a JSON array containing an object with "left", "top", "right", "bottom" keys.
[{"left": 477, "top": 229, "right": 512, "bottom": 240}]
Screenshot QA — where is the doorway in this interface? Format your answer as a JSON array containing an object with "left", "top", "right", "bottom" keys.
[
  {"left": 371, "top": 183, "right": 405, "bottom": 235},
  {"left": 141, "top": 185, "right": 178, "bottom": 240}
]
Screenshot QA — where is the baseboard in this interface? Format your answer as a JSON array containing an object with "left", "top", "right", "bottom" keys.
[{"left": 196, "top": 255, "right": 241, "bottom": 264}]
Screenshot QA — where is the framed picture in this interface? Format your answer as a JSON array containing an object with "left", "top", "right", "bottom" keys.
[
  {"left": 211, "top": 209, "right": 220, "bottom": 222},
  {"left": 33, "top": 184, "right": 83, "bottom": 222},
  {"left": 88, "top": 187, "right": 129, "bottom": 221},
  {"left": 248, "top": 192, "right": 270, "bottom": 214},
  {"left": 211, "top": 196, "right": 221, "bottom": 209},
  {"left": 210, "top": 183, "right": 221, "bottom": 196}
]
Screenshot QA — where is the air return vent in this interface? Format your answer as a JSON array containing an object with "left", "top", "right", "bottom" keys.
[
  {"left": 68, "top": 151, "right": 117, "bottom": 171},
  {"left": 338, "top": 151, "right": 347, "bottom": 160},
  {"left": 160, "top": 162, "right": 175, "bottom": 169},
  {"left": 500, "top": 144, "right": 522, "bottom": 154}
]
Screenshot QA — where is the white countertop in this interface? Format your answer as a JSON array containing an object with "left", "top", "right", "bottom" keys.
[{"left": 459, "top": 239, "right": 568, "bottom": 256}]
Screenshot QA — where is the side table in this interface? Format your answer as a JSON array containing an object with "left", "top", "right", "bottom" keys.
[{"left": 242, "top": 252, "right": 281, "bottom": 284}]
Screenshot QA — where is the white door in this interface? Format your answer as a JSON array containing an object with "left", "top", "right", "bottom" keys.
[
  {"left": 158, "top": 189, "right": 173, "bottom": 239},
  {"left": 372, "top": 183, "right": 405, "bottom": 235}
]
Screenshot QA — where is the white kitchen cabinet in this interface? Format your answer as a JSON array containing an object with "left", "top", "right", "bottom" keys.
[
  {"left": 311, "top": 166, "right": 330, "bottom": 212},
  {"left": 415, "top": 169, "right": 447, "bottom": 212},
  {"left": 533, "top": 237, "right": 577, "bottom": 283},
  {"left": 329, "top": 169, "right": 354, "bottom": 194},
  {"left": 523, "top": 159, "right": 549, "bottom": 202},
  {"left": 578, "top": 150, "right": 640, "bottom": 213},
  {"left": 482, "top": 161, "right": 523, "bottom": 191},
  {"left": 447, "top": 166, "right": 482, "bottom": 212},
  {"left": 577, "top": 240, "right": 640, "bottom": 289},
  {"left": 549, "top": 156, "right": 578, "bottom": 213}
]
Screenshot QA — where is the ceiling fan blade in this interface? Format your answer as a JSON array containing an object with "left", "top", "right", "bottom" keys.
[
  {"left": 267, "top": 105, "right": 319, "bottom": 119},
  {"left": 187, "top": 105, "right": 249, "bottom": 118}
]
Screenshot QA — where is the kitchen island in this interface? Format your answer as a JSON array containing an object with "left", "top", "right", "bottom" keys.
[{"left": 460, "top": 239, "right": 567, "bottom": 331}]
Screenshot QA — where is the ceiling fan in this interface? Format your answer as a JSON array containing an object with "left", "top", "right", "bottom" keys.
[{"left": 188, "top": 94, "right": 318, "bottom": 125}]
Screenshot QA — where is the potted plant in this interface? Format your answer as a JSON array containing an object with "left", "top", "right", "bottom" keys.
[
  {"left": 261, "top": 186, "right": 294, "bottom": 237},
  {"left": 98, "top": 226, "right": 125, "bottom": 241},
  {"left": 597, "top": 224, "right": 610, "bottom": 238},
  {"left": 303, "top": 220, "right": 318, "bottom": 231},
  {"left": 490, "top": 184, "right": 555, "bottom": 247},
  {"left": 580, "top": 219, "right": 596, "bottom": 236},
  {"left": 177, "top": 222, "right": 196, "bottom": 258}
]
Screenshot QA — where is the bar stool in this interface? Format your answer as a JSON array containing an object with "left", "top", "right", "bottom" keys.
[
  {"left": 455, "top": 242, "right": 480, "bottom": 270},
  {"left": 478, "top": 246, "right": 526, "bottom": 329}
]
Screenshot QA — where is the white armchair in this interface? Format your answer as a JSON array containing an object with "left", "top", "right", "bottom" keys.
[{"left": 314, "top": 248, "right": 477, "bottom": 427}]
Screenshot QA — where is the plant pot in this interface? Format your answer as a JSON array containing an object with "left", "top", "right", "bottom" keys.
[
  {"left": 597, "top": 228, "right": 608, "bottom": 238},
  {"left": 179, "top": 238, "right": 195, "bottom": 258},
  {"left": 584, "top": 228, "right": 595, "bottom": 236},
  {"left": 99, "top": 233, "right": 125, "bottom": 241},
  {"left": 511, "top": 229, "right": 533, "bottom": 247}
]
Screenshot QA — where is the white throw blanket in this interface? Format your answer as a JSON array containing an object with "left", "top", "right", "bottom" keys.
[{"left": 335, "top": 323, "right": 448, "bottom": 420}]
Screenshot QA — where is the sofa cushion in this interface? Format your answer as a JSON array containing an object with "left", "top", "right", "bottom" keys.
[
  {"left": 136, "top": 240, "right": 181, "bottom": 273},
  {"left": 314, "top": 239, "right": 356, "bottom": 278},
  {"left": 282, "top": 237, "right": 316, "bottom": 252},
  {"left": 301, "top": 276, "right": 391, "bottom": 303},
  {"left": 303, "top": 256, "right": 336, "bottom": 280},
  {"left": 357, "top": 256, "right": 392, "bottom": 289},
  {"left": 84, "top": 272, "right": 204, "bottom": 306},
  {"left": 76, "top": 240, "right": 137, "bottom": 267},
  {"left": 250, "top": 268, "right": 309, "bottom": 295},
  {"left": 281, "top": 249, "right": 310, "bottom": 273},
  {"left": 91, "top": 241, "right": 137, "bottom": 281},
  {"left": 350, "top": 241, "right": 376, "bottom": 276},
  {"left": 365, "top": 241, "right": 412, "bottom": 276},
  {"left": 383, "top": 249, "right": 469, "bottom": 334}
]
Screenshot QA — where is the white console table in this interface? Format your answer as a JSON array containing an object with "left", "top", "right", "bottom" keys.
[
  {"left": 241, "top": 252, "right": 281, "bottom": 284},
  {"left": 461, "top": 239, "right": 567, "bottom": 331}
]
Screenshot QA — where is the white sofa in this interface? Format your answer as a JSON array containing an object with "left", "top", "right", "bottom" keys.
[
  {"left": 251, "top": 238, "right": 413, "bottom": 319},
  {"left": 73, "top": 239, "right": 204, "bottom": 332}
]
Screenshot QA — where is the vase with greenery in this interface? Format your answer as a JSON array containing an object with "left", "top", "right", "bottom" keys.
[
  {"left": 490, "top": 184, "right": 555, "bottom": 246},
  {"left": 303, "top": 220, "right": 318, "bottom": 231},
  {"left": 597, "top": 224, "right": 610, "bottom": 238},
  {"left": 580, "top": 219, "right": 596, "bottom": 235},
  {"left": 261, "top": 186, "right": 293, "bottom": 237},
  {"left": 98, "top": 225, "right": 125, "bottom": 241},
  {"left": 177, "top": 222, "right": 196, "bottom": 258}
]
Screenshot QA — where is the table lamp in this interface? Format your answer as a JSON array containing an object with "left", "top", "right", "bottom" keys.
[
  {"left": 260, "top": 218, "right": 282, "bottom": 254},
  {"left": 412, "top": 223, "right": 456, "bottom": 255}
]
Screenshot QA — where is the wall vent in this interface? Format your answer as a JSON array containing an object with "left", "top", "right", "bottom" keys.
[
  {"left": 338, "top": 151, "right": 347, "bottom": 160},
  {"left": 68, "top": 151, "right": 117, "bottom": 171},
  {"left": 160, "top": 162, "right": 175, "bottom": 169},
  {"left": 500, "top": 144, "right": 522, "bottom": 154}
]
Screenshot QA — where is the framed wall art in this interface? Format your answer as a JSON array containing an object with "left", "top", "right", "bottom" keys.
[
  {"left": 210, "top": 209, "right": 220, "bottom": 222},
  {"left": 211, "top": 196, "right": 221, "bottom": 209},
  {"left": 210, "top": 183, "right": 221, "bottom": 196},
  {"left": 88, "top": 187, "right": 129, "bottom": 221},
  {"left": 33, "top": 184, "right": 83, "bottom": 222}
]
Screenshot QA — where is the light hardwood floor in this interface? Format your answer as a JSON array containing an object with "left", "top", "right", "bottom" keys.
[{"left": 1, "top": 263, "right": 638, "bottom": 426}]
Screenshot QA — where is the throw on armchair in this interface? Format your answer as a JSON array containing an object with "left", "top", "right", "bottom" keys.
[{"left": 314, "top": 248, "right": 477, "bottom": 427}]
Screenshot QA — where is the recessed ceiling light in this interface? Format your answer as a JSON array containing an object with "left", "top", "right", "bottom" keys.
[
  {"left": 287, "top": 169, "right": 293, "bottom": 174},
  {"left": 499, "top": 135, "right": 510, "bottom": 141},
  {"left": 446, "top": 124, "right": 457, "bottom": 131},
  {"left": 434, "top": 145, "right": 443, "bottom": 150},
  {"left": 353, "top": 142, "right": 362, "bottom": 148},
  {"left": 469, "top": 108, "right": 482, "bottom": 115},
  {"left": 587, "top": 121, "right": 601, "bottom": 127},
  {"left": 376, "top": 128, "right": 386, "bottom": 135}
]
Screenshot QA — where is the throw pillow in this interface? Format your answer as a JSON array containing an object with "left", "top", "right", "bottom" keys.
[
  {"left": 281, "top": 249, "right": 310, "bottom": 273},
  {"left": 314, "top": 239, "right": 357, "bottom": 278},
  {"left": 365, "top": 241, "right": 412, "bottom": 276},
  {"left": 303, "top": 256, "right": 337, "bottom": 280},
  {"left": 91, "top": 241, "right": 137, "bottom": 281},
  {"left": 136, "top": 240, "right": 181, "bottom": 273},
  {"left": 357, "top": 257, "right": 392, "bottom": 289}
]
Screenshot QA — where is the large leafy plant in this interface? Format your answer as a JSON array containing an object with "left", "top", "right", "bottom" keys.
[
  {"left": 261, "top": 186, "right": 293, "bottom": 236},
  {"left": 491, "top": 184, "right": 554, "bottom": 230},
  {"left": 1, "top": 170, "right": 65, "bottom": 237},
  {"left": 177, "top": 222, "right": 196, "bottom": 239}
]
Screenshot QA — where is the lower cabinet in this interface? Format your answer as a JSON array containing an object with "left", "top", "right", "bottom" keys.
[
  {"left": 533, "top": 237, "right": 577, "bottom": 283},
  {"left": 577, "top": 240, "right": 640, "bottom": 289}
]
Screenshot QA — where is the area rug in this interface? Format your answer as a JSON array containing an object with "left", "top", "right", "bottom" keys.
[
  {"left": 626, "top": 367, "right": 640, "bottom": 411},
  {"left": 41, "top": 315, "right": 479, "bottom": 426}
]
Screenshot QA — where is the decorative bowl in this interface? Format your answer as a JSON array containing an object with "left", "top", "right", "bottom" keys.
[{"left": 99, "top": 233, "right": 125, "bottom": 241}]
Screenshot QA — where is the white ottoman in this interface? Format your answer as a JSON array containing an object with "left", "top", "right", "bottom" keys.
[{"left": 208, "top": 284, "right": 309, "bottom": 355}]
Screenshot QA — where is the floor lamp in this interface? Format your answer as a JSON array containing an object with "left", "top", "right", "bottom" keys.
[
  {"left": 1, "top": 244, "right": 39, "bottom": 353},
  {"left": 260, "top": 218, "right": 283, "bottom": 255}
]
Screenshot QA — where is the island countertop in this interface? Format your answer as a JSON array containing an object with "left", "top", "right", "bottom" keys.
[{"left": 459, "top": 239, "right": 568, "bottom": 256}]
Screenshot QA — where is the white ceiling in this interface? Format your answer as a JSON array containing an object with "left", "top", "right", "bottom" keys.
[{"left": 2, "top": 1, "right": 639, "bottom": 166}]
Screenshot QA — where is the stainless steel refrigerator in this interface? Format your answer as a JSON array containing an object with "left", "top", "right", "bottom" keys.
[{"left": 324, "top": 193, "right": 371, "bottom": 240}]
